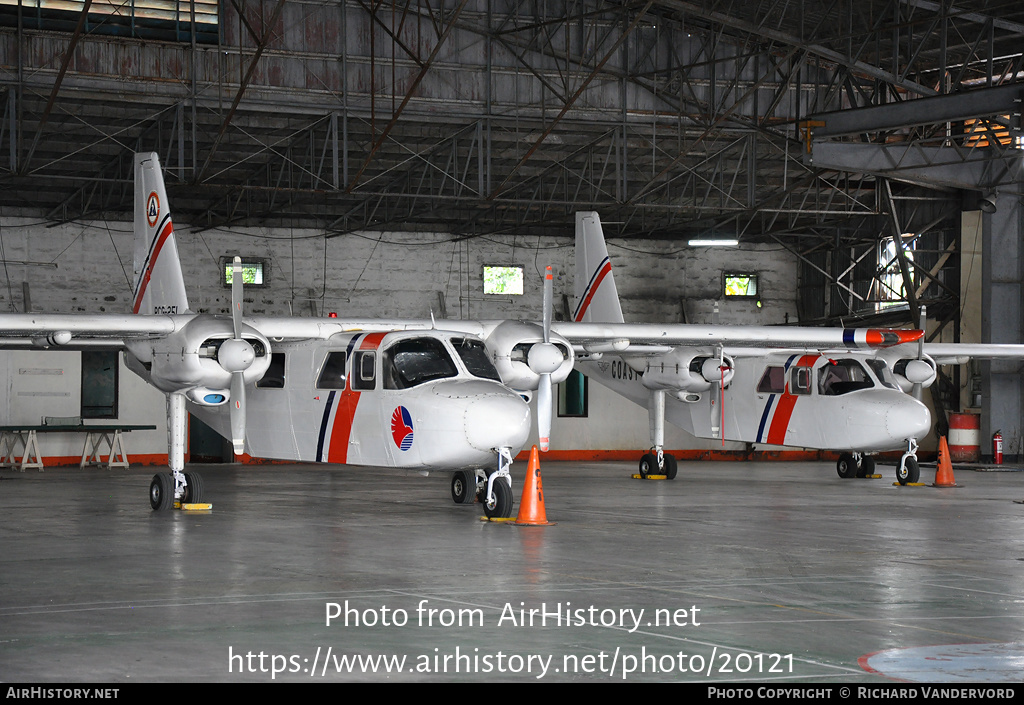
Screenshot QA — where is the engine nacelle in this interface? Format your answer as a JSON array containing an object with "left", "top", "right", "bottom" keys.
[
  {"left": 640, "top": 349, "right": 736, "bottom": 392},
  {"left": 124, "top": 316, "right": 271, "bottom": 395},
  {"left": 891, "top": 357, "right": 937, "bottom": 393},
  {"left": 483, "top": 320, "right": 574, "bottom": 392}
]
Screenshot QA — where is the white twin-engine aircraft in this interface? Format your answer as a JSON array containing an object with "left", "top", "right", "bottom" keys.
[
  {"left": 1, "top": 153, "right": 1017, "bottom": 516},
  {"left": 569, "top": 211, "right": 1024, "bottom": 485}
]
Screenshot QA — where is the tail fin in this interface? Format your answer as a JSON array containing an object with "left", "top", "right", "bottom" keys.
[
  {"left": 132, "top": 152, "right": 189, "bottom": 315},
  {"left": 573, "top": 211, "right": 624, "bottom": 323}
]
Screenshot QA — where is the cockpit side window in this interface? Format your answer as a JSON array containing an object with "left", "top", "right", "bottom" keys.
[
  {"left": 451, "top": 338, "right": 502, "bottom": 382},
  {"left": 383, "top": 337, "right": 458, "bottom": 389},
  {"left": 819, "top": 359, "right": 874, "bottom": 396},
  {"left": 865, "top": 359, "right": 899, "bottom": 390},
  {"left": 757, "top": 366, "right": 786, "bottom": 394}
]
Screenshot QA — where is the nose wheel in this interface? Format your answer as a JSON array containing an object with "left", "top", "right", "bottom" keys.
[{"left": 896, "top": 439, "right": 921, "bottom": 485}]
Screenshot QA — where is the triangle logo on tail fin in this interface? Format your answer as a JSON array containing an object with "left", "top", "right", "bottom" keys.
[
  {"left": 132, "top": 153, "right": 189, "bottom": 315},
  {"left": 573, "top": 212, "right": 624, "bottom": 323}
]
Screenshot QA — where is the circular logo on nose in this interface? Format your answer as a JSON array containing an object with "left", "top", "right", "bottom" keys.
[{"left": 391, "top": 406, "right": 414, "bottom": 451}]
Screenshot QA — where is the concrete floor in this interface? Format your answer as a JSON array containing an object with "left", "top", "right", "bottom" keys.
[{"left": 2, "top": 458, "right": 1023, "bottom": 683}]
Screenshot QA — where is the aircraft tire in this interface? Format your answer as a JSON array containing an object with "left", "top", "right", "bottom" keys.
[
  {"left": 149, "top": 473, "right": 174, "bottom": 511},
  {"left": 450, "top": 470, "right": 476, "bottom": 504},
  {"left": 663, "top": 454, "right": 678, "bottom": 480},
  {"left": 182, "top": 472, "right": 204, "bottom": 504},
  {"left": 857, "top": 456, "right": 875, "bottom": 478},
  {"left": 639, "top": 453, "right": 658, "bottom": 478},
  {"left": 896, "top": 457, "right": 920, "bottom": 485},
  {"left": 483, "top": 477, "right": 513, "bottom": 519},
  {"left": 836, "top": 453, "right": 857, "bottom": 479}
]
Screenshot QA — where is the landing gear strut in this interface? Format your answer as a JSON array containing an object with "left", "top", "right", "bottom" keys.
[
  {"left": 896, "top": 438, "right": 920, "bottom": 485},
  {"left": 639, "top": 390, "right": 678, "bottom": 479},
  {"left": 150, "top": 392, "right": 203, "bottom": 510},
  {"left": 481, "top": 447, "right": 515, "bottom": 519}
]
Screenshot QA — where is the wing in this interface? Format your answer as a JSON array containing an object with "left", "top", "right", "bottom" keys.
[
  {"left": 551, "top": 321, "right": 923, "bottom": 354},
  {"left": 0, "top": 313, "right": 177, "bottom": 348}
]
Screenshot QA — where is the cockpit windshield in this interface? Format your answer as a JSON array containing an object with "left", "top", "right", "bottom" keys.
[
  {"left": 818, "top": 359, "right": 874, "bottom": 396},
  {"left": 383, "top": 338, "right": 458, "bottom": 389},
  {"left": 451, "top": 338, "right": 502, "bottom": 382}
]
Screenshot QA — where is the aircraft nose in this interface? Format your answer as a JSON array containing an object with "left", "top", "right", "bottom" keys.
[
  {"left": 464, "top": 393, "right": 531, "bottom": 452},
  {"left": 886, "top": 396, "right": 932, "bottom": 442}
]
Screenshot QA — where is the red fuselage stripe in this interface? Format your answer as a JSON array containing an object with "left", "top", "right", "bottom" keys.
[
  {"left": 765, "top": 355, "right": 818, "bottom": 446},
  {"left": 326, "top": 332, "right": 387, "bottom": 463}
]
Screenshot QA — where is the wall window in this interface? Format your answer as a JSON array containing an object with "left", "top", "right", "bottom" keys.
[
  {"left": 483, "top": 265, "right": 524, "bottom": 295},
  {"left": 724, "top": 273, "right": 758, "bottom": 298},
  {"left": 0, "top": 1, "right": 220, "bottom": 44},
  {"left": 876, "top": 235, "right": 915, "bottom": 311},
  {"left": 81, "top": 350, "right": 118, "bottom": 418},
  {"left": 222, "top": 257, "right": 268, "bottom": 288},
  {"left": 557, "top": 370, "right": 588, "bottom": 417}
]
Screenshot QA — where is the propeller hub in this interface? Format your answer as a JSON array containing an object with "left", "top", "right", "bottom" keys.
[
  {"left": 528, "top": 342, "right": 563, "bottom": 375},
  {"left": 219, "top": 338, "right": 255, "bottom": 373}
]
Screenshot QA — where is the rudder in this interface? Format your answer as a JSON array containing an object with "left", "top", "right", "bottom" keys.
[
  {"left": 573, "top": 211, "right": 624, "bottom": 323},
  {"left": 132, "top": 152, "right": 189, "bottom": 315}
]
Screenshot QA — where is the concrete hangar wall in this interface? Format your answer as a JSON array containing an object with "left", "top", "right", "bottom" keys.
[{"left": 0, "top": 215, "right": 798, "bottom": 463}]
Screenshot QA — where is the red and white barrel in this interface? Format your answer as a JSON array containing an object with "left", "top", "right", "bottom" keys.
[{"left": 948, "top": 413, "right": 980, "bottom": 462}]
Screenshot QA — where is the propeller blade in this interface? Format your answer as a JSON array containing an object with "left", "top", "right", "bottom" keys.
[
  {"left": 537, "top": 372, "right": 552, "bottom": 452},
  {"left": 913, "top": 305, "right": 926, "bottom": 401},
  {"left": 231, "top": 256, "right": 243, "bottom": 340},
  {"left": 542, "top": 265, "right": 553, "bottom": 344},
  {"left": 229, "top": 371, "right": 246, "bottom": 456}
]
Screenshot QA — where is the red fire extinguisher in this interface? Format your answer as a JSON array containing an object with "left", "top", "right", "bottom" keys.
[{"left": 993, "top": 430, "right": 1004, "bottom": 465}]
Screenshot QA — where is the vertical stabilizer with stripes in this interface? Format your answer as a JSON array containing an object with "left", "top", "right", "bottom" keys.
[
  {"left": 132, "top": 152, "right": 189, "bottom": 315},
  {"left": 573, "top": 211, "right": 624, "bottom": 323}
]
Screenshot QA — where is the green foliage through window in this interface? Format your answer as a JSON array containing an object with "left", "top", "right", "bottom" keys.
[
  {"left": 483, "top": 266, "right": 524, "bottom": 295},
  {"left": 724, "top": 274, "right": 758, "bottom": 297},
  {"left": 224, "top": 261, "right": 265, "bottom": 286}
]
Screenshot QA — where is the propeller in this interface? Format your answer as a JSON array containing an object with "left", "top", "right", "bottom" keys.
[
  {"left": 218, "top": 256, "right": 255, "bottom": 455},
  {"left": 911, "top": 305, "right": 926, "bottom": 401},
  {"left": 702, "top": 348, "right": 730, "bottom": 445},
  {"left": 527, "top": 266, "right": 563, "bottom": 452}
]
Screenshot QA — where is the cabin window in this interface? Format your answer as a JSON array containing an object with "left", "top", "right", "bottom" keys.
[
  {"left": 483, "top": 265, "right": 524, "bottom": 295},
  {"left": 818, "top": 359, "right": 874, "bottom": 396},
  {"left": 256, "top": 353, "right": 285, "bottom": 388},
  {"left": 352, "top": 351, "right": 377, "bottom": 391},
  {"left": 451, "top": 338, "right": 501, "bottom": 382},
  {"left": 316, "top": 352, "right": 347, "bottom": 390},
  {"left": 756, "top": 366, "right": 785, "bottom": 394},
  {"left": 382, "top": 338, "right": 456, "bottom": 389},
  {"left": 790, "top": 366, "right": 812, "bottom": 395}
]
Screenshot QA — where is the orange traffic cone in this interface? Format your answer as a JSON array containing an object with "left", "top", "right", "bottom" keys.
[
  {"left": 515, "top": 446, "right": 555, "bottom": 526},
  {"left": 933, "top": 436, "right": 959, "bottom": 487}
]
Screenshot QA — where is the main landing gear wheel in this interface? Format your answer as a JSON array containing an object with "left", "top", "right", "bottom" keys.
[
  {"left": 149, "top": 472, "right": 174, "bottom": 510},
  {"left": 662, "top": 453, "right": 678, "bottom": 480},
  {"left": 483, "top": 477, "right": 514, "bottom": 519},
  {"left": 857, "top": 456, "right": 875, "bottom": 478},
  {"left": 639, "top": 453, "right": 658, "bottom": 479},
  {"left": 450, "top": 470, "right": 477, "bottom": 505},
  {"left": 896, "top": 457, "right": 920, "bottom": 485},
  {"left": 182, "top": 472, "right": 204, "bottom": 504},
  {"left": 836, "top": 453, "right": 858, "bottom": 479}
]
